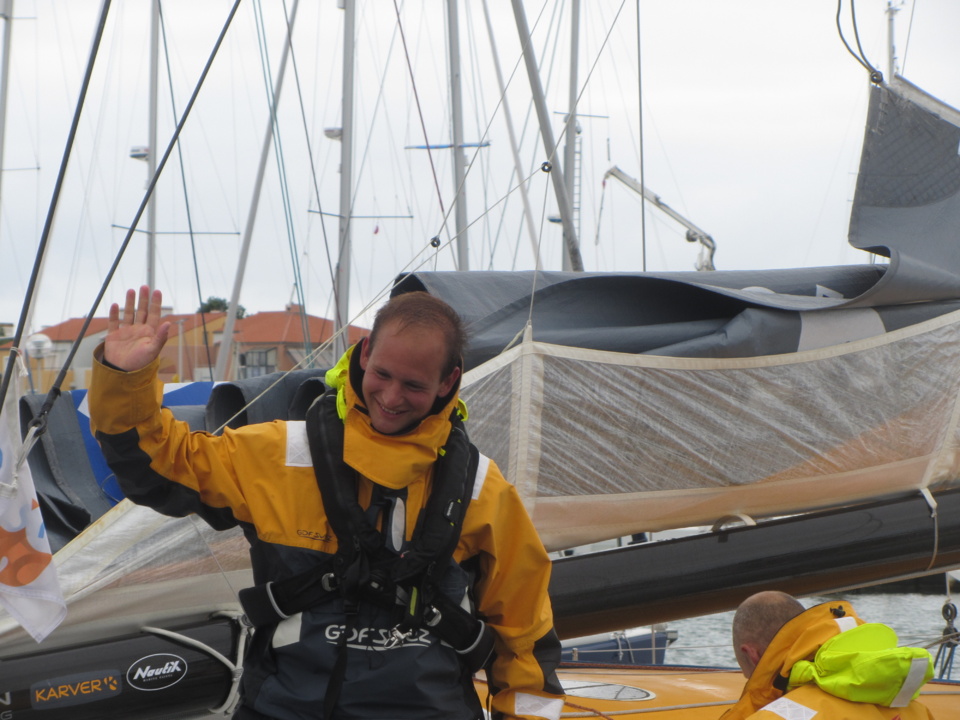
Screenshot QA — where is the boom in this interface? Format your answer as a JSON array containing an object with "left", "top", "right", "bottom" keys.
[{"left": 604, "top": 165, "right": 716, "bottom": 271}]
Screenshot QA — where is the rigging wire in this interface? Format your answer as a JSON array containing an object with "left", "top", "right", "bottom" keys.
[
  {"left": 902, "top": 0, "right": 915, "bottom": 75},
  {"left": 436, "top": 0, "right": 563, "bottom": 272},
  {"left": 11, "top": 0, "right": 243, "bottom": 436},
  {"left": 202, "top": 0, "right": 659, "bottom": 427},
  {"left": 0, "top": 0, "right": 114, "bottom": 415},
  {"left": 209, "top": 157, "right": 549, "bottom": 433},
  {"left": 835, "top": 0, "right": 884, "bottom": 83},
  {"left": 253, "top": 0, "right": 312, "bottom": 363},
  {"left": 635, "top": 0, "right": 646, "bottom": 272},
  {"left": 158, "top": 0, "right": 216, "bottom": 381},
  {"left": 59, "top": 4, "right": 124, "bottom": 325},
  {"left": 390, "top": 0, "right": 451, "bottom": 257},
  {"left": 281, "top": 0, "right": 337, "bottom": 323},
  {"left": 345, "top": 5, "right": 408, "bottom": 303},
  {"left": 159, "top": 2, "right": 642, "bottom": 426}
]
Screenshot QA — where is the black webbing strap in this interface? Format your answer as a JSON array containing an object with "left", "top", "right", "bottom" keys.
[{"left": 238, "top": 561, "right": 337, "bottom": 628}]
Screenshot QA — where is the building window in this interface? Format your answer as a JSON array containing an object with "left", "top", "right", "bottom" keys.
[{"left": 239, "top": 348, "right": 276, "bottom": 378}]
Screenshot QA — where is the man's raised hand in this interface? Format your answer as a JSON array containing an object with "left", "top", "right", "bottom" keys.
[{"left": 104, "top": 286, "right": 171, "bottom": 371}]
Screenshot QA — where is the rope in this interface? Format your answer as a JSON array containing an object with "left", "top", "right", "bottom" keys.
[
  {"left": 142, "top": 611, "right": 252, "bottom": 716},
  {"left": 560, "top": 699, "right": 736, "bottom": 717},
  {"left": 835, "top": 0, "right": 884, "bottom": 83}
]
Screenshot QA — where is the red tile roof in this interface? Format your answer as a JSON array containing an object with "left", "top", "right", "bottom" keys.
[
  {"left": 37, "top": 317, "right": 110, "bottom": 342},
  {"left": 235, "top": 309, "right": 367, "bottom": 345},
  {"left": 158, "top": 311, "right": 226, "bottom": 332}
]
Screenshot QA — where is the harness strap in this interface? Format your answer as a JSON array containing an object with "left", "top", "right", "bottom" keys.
[{"left": 237, "top": 561, "right": 338, "bottom": 628}]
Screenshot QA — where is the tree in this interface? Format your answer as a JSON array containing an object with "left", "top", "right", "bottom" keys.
[{"left": 199, "top": 296, "right": 246, "bottom": 318}]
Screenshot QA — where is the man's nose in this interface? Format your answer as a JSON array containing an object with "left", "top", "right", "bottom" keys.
[{"left": 381, "top": 381, "right": 403, "bottom": 407}]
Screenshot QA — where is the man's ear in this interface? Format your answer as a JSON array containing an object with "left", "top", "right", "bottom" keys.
[
  {"left": 438, "top": 366, "right": 461, "bottom": 398},
  {"left": 739, "top": 643, "right": 763, "bottom": 678},
  {"left": 358, "top": 337, "right": 370, "bottom": 370}
]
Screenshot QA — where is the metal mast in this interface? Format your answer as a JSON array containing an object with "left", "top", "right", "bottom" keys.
[
  {"left": 0, "top": 0, "right": 13, "bottom": 226},
  {"left": 885, "top": 0, "right": 900, "bottom": 80},
  {"left": 214, "top": 0, "right": 300, "bottom": 381},
  {"left": 510, "top": 0, "right": 582, "bottom": 271},
  {"left": 562, "top": 0, "right": 580, "bottom": 270},
  {"left": 446, "top": 0, "right": 468, "bottom": 270},
  {"left": 479, "top": 0, "right": 541, "bottom": 267},
  {"left": 333, "top": 0, "right": 356, "bottom": 358},
  {"left": 146, "top": 0, "right": 159, "bottom": 289}
]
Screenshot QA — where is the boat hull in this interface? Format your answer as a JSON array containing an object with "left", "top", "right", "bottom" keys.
[{"left": 0, "top": 618, "right": 236, "bottom": 719}]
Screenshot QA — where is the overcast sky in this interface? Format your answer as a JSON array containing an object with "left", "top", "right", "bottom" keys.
[{"left": 2, "top": 0, "right": 958, "bottom": 335}]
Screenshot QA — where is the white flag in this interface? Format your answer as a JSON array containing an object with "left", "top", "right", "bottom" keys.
[{"left": 0, "top": 353, "right": 65, "bottom": 642}]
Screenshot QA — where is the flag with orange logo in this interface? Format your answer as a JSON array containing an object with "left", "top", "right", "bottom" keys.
[{"left": 0, "top": 353, "right": 65, "bottom": 642}]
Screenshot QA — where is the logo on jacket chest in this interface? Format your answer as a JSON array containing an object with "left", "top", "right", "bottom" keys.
[{"left": 324, "top": 624, "right": 432, "bottom": 650}]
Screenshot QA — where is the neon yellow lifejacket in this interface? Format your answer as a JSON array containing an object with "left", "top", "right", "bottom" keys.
[{"left": 788, "top": 622, "right": 933, "bottom": 707}]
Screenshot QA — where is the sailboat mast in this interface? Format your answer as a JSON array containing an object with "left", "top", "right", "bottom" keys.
[
  {"left": 146, "top": 0, "right": 159, "bottom": 289},
  {"left": 333, "top": 0, "right": 355, "bottom": 358},
  {"left": 479, "top": 0, "right": 541, "bottom": 267},
  {"left": 509, "top": 0, "right": 582, "bottom": 271},
  {"left": 885, "top": 0, "right": 899, "bottom": 80},
  {"left": 563, "top": 0, "right": 580, "bottom": 258},
  {"left": 446, "top": 0, "right": 468, "bottom": 270},
  {"left": 214, "top": 0, "right": 299, "bottom": 381}
]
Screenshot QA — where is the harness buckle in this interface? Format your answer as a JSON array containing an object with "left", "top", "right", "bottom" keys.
[
  {"left": 383, "top": 625, "right": 414, "bottom": 649},
  {"left": 321, "top": 573, "right": 338, "bottom": 592},
  {"left": 423, "top": 604, "right": 442, "bottom": 627}
]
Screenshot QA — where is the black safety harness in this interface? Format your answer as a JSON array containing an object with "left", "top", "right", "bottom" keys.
[{"left": 238, "top": 389, "right": 495, "bottom": 713}]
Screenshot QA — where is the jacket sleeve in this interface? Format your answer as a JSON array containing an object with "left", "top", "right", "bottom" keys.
[
  {"left": 87, "top": 346, "right": 269, "bottom": 529},
  {"left": 459, "top": 455, "right": 565, "bottom": 720}
]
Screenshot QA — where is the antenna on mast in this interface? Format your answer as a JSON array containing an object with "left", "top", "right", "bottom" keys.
[{"left": 885, "top": 0, "right": 901, "bottom": 80}]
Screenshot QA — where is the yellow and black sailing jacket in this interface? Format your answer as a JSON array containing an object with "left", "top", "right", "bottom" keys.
[
  {"left": 89, "top": 342, "right": 564, "bottom": 720},
  {"left": 722, "top": 601, "right": 935, "bottom": 720}
]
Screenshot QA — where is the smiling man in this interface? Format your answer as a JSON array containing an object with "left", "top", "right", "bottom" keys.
[
  {"left": 359, "top": 295, "right": 461, "bottom": 435},
  {"left": 88, "top": 286, "right": 564, "bottom": 720}
]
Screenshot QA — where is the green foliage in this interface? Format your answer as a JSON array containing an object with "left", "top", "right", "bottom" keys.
[{"left": 199, "top": 296, "right": 246, "bottom": 319}]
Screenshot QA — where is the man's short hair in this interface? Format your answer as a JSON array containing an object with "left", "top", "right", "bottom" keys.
[
  {"left": 732, "top": 591, "right": 805, "bottom": 651},
  {"left": 370, "top": 292, "right": 467, "bottom": 378}
]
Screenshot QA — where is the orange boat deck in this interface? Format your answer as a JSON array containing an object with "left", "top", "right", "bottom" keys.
[{"left": 476, "top": 664, "right": 960, "bottom": 718}]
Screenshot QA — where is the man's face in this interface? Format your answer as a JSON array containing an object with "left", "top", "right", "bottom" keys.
[{"left": 359, "top": 320, "right": 460, "bottom": 435}]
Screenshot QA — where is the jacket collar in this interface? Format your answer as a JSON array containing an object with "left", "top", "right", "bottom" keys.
[{"left": 328, "top": 340, "right": 463, "bottom": 490}]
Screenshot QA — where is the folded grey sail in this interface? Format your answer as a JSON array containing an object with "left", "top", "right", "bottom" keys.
[{"left": 848, "top": 75, "right": 960, "bottom": 306}]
